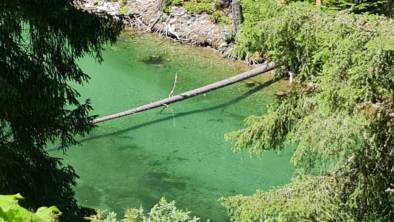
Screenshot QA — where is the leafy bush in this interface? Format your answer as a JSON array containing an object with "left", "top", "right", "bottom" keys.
[
  {"left": 184, "top": 2, "right": 212, "bottom": 13},
  {"left": 210, "top": 10, "right": 230, "bottom": 23},
  {"left": 162, "top": 5, "right": 170, "bottom": 13},
  {"left": 164, "top": 0, "right": 184, "bottom": 6},
  {"left": 85, "top": 197, "right": 202, "bottom": 222},
  {"left": 172, "top": 0, "right": 184, "bottom": 5},
  {"left": 0, "top": 194, "right": 60, "bottom": 222},
  {"left": 196, "top": 0, "right": 212, "bottom": 3},
  {"left": 284, "top": 0, "right": 393, "bottom": 17},
  {"left": 119, "top": 5, "right": 128, "bottom": 15}
]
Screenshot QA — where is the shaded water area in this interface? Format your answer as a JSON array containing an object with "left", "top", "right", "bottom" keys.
[{"left": 49, "top": 32, "right": 294, "bottom": 221}]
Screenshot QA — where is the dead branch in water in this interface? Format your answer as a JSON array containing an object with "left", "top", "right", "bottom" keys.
[{"left": 160, "top": 73, "right": 178, "bottom": 113}]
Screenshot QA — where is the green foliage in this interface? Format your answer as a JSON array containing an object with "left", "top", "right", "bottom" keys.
[
  {"left": 164, "top": 0, "right": 184, "bottom": 7},
  {"left": 196, "top": 0, "right": 213, "bottom": 3},
  {"left": 173, "top": 0, "right": 185, "bottom": 6},
  {"left": 163, "top": 5, "right": 170, "bottom": 13},
  {"left": 119, "top": 4, "right": 129, "bottom": 15},
  {"left": 164, "top": 0, "right": 216, "bottom": 14},
  {"left": 224, "top": 0, "right": 394, "bottom": 221},
  {"left": 0, "top": 0, "right": 122, "bottom": 221},
  {"left": 0, "top": 194, "right": 60, "bottom": 222},
  {"left": 221, "top": 175, "right": 347, "bottom": 221},
  {"left": 118, "top": 0, "right": 128, "bottom": 15},
  {"left": 210, "top": 11, "right": 230, "bottom": 24},
  {"left": 285, "top": 0, "right": 393, "bottom": 17},
  {"left": 184, "top": 2, "right": 213, "bottom": 14},
  {"left": 85, "top": 198, "right": 201, "bottom": 222}
]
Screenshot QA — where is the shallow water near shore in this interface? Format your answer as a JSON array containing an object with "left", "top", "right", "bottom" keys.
[{"left": 49, "top": 32, "right": 294, "bottom": 221}]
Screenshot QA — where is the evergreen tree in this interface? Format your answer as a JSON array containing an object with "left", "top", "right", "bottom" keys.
[
  {"left": 0, "top": 0, "right": 122, "bottom": 221},
  {"left": 286, "top": 0, "right": 394, "bottom": 17},
  {"left": 223, "top": 0, "right": 394, "bottom": 221}
]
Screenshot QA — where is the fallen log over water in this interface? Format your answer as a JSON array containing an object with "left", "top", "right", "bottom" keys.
[{"left": 92, "top": 63, "right": 276, "bottom": 124}]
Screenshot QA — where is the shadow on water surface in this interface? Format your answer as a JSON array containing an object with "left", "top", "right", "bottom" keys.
[{"left": 46, "top": 80, "right": 275, "bottom": 153}]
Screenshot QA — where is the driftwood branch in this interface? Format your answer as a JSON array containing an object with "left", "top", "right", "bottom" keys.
[
  {"left": 147, "top": 12, "right": 163, "bottom": 32},
  {"left": 92, "top": 63, "right": 276, "bottom": 124}
]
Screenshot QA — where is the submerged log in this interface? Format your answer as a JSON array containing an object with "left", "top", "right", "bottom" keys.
[{"left": 92, "top": 63, "right": 276, "bottom": 124}]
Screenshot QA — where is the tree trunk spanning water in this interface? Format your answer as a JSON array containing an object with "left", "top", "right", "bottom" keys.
[{"left": 92, "top": 63, "right": 276, "bottom": 124}]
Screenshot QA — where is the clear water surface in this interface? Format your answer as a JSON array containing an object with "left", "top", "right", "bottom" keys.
[{"left": 48, "top": 32, "right": 294, "bottom": 221}]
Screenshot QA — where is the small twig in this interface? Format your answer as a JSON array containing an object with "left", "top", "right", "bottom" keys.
[
  {"left": 338, "top": 4, "right": 354, "bottom": 14},
  {"left": 159, "top": 73, "right": 178, "bottom": 113},
  {"left": 168, "top": 73, "right": 178, "bottom": 98},
  {"left": 159, "top": 104, "right": 168, "bottom": 113}
]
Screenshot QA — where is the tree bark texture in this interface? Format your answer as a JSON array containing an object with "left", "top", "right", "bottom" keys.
[
  {"left": 232, "top": 0, "right": 242, "bottom": 34},
  {"left": 92, "top": 63, "right": 276, "bottom": 124},
  {"left": 156, "top": 0, "right": 164, "bottom": 12}
]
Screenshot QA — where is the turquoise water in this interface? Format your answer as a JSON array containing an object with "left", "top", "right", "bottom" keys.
[{"left": 49, "top": 33, "right": 294, "bottom": 221}]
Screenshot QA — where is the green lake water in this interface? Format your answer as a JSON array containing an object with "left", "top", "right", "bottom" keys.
[{"left": 49, "top": 33, "right": 294, "bottom": 221}]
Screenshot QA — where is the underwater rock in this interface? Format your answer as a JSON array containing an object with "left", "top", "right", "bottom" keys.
[
  {"left": 142, "top": 55, "right": 164, "bottom": 64},
  {"left": 275, "top": 91, "right": 286, "bottom": 97},
  {"left": 245, "top": 81, "right": 255, "bottom": 87}
]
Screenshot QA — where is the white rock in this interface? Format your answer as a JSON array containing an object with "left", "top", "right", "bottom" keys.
[
  {"left": 220, "top": 42, "right": 228, "bottom": 48},
  {"left": 97, "top": 6, "right": 107, "bottom": 12},
  {"left": 169, "top": 18, "right": 177, "bottom": 24}
]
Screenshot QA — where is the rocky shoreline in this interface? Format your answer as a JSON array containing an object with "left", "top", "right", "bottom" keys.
[{"left": 78, "top": 0, "right": 235, "bottom": 55}]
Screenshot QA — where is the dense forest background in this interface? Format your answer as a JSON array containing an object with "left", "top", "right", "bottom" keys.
[{"left": 2, "top": 0, "right": 394, "bottom": 221}]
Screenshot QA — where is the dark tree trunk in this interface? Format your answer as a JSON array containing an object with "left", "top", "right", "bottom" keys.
[{"left": 232, "top": 0, "right": 242, "bottom": 35}]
